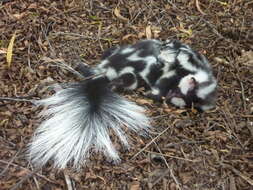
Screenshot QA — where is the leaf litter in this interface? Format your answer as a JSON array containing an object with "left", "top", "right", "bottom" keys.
[{"left": 0, "top": 0, "right": 252, "bottom": 189}]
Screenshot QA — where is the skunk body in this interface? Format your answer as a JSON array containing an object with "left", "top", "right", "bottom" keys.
[
  {"left": 29, "top": 39, "right": 217, "bottom": 169},
  {"left": 92, "top": 39, "right": 217, "bottom": 111}
]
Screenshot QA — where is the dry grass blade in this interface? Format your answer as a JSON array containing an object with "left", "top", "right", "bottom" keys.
[
  {"left": 195, "top": 0, "right": 206, "bottom": 15},
  {"left": 145, "top": 25, "right": 152, "bottom": 39},
  {"left": 6, "top": 31, "right": 17, "bottom": 68},
  {"left": 131, "top": 126, "right": 171, "bottom": 160}
]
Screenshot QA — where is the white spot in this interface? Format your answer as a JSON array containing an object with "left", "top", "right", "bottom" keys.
[
  {"left": 197, "top": 80, "right": 217, "bottom": 99},
  {"left": 123, "top": 51, "right": 158, "bottom": 86},
  {"left": 159, "top": 70, "right": 176, "bottom": 81},
  {"left": 194, "top": 70, "right": 209, "bottom": 83},
  {"left": 119, "top": 66, "right": 135, "bottom": 75},
  {"left": 106, "top": 67, "right": 118, "bottom": 80},
  {"left": 170, "top": 97, "right": 186, "bottom": 108},
  {"left": 127, "top": 52, "right": 157, "bottom": 66},
  {"left": 138, "top": 56, "right": 157, "bottom": 84},
  {"left": 200, "top": 104, "right": 215, "bottom": 111},
  {"left": 178, "top": 74, "right": 195, "bottom": 95},
  {"left": 151, "top": 88, "right": 160, "bottom": 95},
  {"left": 178, "top": 71, "right": 211, "bottom": 96},
  {"left": 127, "top": 51, "right": 142, "bottom": 62},
  {"left": 179, "top": 46, "right": 192, "bottom": 53},
  {"left": 159, "top": 49, "right": 177, "bottom": 63},
  {"left": 98, "top": 59, "right": 109, "bottom": 69},
  {"left": 121, "top": 47, "right": 135, "bottom": 54},
  {"left": 177, "top": 51, "right": 197, "bottom": 72}
]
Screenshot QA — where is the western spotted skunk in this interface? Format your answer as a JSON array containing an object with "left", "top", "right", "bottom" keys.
[{"left": 28, "top": 39, "right": 217, "bottom": 169}]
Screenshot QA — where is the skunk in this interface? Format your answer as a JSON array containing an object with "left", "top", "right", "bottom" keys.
[
  {"left": 29, "top": 39, "right": 217, "bottom": 169},
  {"left": 93, "top": 39, "right": 217, "bottom": 111}
]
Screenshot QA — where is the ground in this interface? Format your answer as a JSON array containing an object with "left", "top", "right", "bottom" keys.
[{"left": 0, "top": 0, "right": 253, "bottom": 190}]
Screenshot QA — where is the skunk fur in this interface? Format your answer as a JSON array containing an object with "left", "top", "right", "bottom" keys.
[
  {"left": 29, "top": 39, "right": 217, "bottom": 169},
  {"left": 93, "top": 39, "right": 217, "bottom": 110}
]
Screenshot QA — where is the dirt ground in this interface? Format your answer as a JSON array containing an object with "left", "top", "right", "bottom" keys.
[{"left": 0, "top": 0, "right": 253, "bottom": 189}]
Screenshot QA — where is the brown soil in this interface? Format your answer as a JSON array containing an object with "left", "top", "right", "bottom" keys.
[{"left": 0, "top": 1, "right": 252, "bottom": 189}]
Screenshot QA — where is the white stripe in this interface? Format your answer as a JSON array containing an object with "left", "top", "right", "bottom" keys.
[
  {"left": 151, "top": 88, "right": 160, "bottom": 95},
  {"left": 178, "top": 75, "right": 194, "bottom": 95},
  {"left": 170, "top": 97, "right": 186, "bottom": 108},
  {"left": 121, "top": 47, "right": 135, "bottom": 54},
  {"left": 197, "top": 81, "right": 217, "bottom": 99},
  {"left": 159, "top": 49, "right": 177, "bottom": 63},
  {"left": 158, "top": 70, "right": 176, "bottom": 82},
  {"left": 106, "top": 67, "right": 118, "bottom": 80},
  {"left": 119, "top": 66, "right": 135, "bottom": 75},
  {"left": 194, "top": 70, "right": 209, "bottom": 83},
  {"left": 200, "top": 104, "right": 215, "bottom": 111},
  {"left": 177, "top": 51, "right": 197, "bottom": 72},
  {"left": 98, "top": 59, "right": 109, "bottom": 69}
]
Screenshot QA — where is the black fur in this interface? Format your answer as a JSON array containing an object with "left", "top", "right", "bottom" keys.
[{"left": 82, "top": 39, "right": 217, "bottom": 111}]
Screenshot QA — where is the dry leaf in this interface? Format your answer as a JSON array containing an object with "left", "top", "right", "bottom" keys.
[
  {"left": 164, "top": 108, "right": 173, "bottom": 113},
  {"left": 13, "top": 12, "right": 26, "bottom": 20},
  {"left": 6, "top": 31, "right": 17, "bottom": 68},
  {"left": 16, "top": 169, "right": 29, "bottom": 177},
  {"left": 178, "top": 23, "right": 192, "bottom": 36},
  {"left": 130, "top": 181, "right": 140, "bottom": 190},
  {"left": 122, "top": 34, "right": 138, "bottom": 41},
  {"left": 145, "top": 25, "right": 152, "bottom": 39},
  {"left": 179, "top": 172, "right": 193, "bottom": 184},
  {"left": 136, "top": 98, "right": 153, "bottom": 105},
  {"left": 114, "top": 7, "right": 128, "bottom": 22}
]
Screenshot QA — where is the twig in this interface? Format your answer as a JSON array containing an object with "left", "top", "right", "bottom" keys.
[
  {"left": 49, "top": 63, "right": 84, "bottom": 79},
  {"left": 0, "top": 97, "right": 35, "bottom": 103},
  {"left": 237, "top": 75, "right": 247, "bottom": 112},
  {"left": 33, "top": 176, "right": 41, "bottom": 190},
  {"left": 64, "top": 172, "right": 75, "bottom": 190},
  {"left": 0, "top": 160, "right": 58, "bottom": 185},
  {"left": 27, "top": 42, "right": 31, "bottom": 68},
  {"left": 221, "top": 162, "right": 253, "bottom": 186},
  {"left": 131, "top": 125, "right": 171, "bottom": 160},
  {"left": 195, "top": 0, "right": 206, "bottom": 15},
  {"left": 10, "top": 168, "right": 41, "bottom": 190},
  {"left": 0, "top": 148, "right": 22, "bottom": 177},
  {"left": 201, "top": 18, "right": 226, "bottom": 39},
  {"left": 221, "top": 110, "right": 244, "bottom": 149},
  {"left": 0, "top": 136, "right": 16, "bottom": 147},
  {"left": 154, "top": 142, "right": 182, "bottom": 190},
  {"left": 42, "top": 24, "right": 56, "bottom": 58},
  {"left": 144, "top": 150, "right": 199, "bottom": 162}
]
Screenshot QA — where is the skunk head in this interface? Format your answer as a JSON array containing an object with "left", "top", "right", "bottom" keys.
[
  {"left": 166, "top": 75, "right": 198, "bottom": 108},
  {"left": 166, "top": 74, "right": 217, "bottom": 111}
]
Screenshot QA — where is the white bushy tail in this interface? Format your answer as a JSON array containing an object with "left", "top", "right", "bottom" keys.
[{"left": 28, "top": 77, "right": 151, "bottom": 169}]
